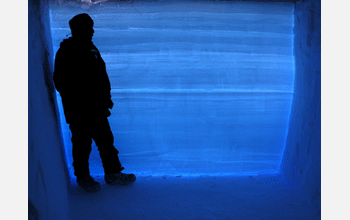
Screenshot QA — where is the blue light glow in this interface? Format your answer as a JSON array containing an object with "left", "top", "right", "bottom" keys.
[{"left": 50, "top": 1, "right": 295, "bottom": 177}]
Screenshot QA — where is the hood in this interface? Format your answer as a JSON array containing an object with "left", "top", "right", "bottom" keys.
[
  {"left": 59, "top": 37, "right": 94, "bottom": 50},
  {"left": 59, "top": 37, "right": 74, "bottom": 49}
]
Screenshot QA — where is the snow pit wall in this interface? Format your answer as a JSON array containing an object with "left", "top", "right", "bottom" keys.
[
  {"left": 28, "top": 0, "right": 69, "bottom": 219},
  {"left": 280, "top": 0, "right": 321, "bottom": 216},
  {"left": 50, "top": 0, "right": 296, "bottom": 177}
]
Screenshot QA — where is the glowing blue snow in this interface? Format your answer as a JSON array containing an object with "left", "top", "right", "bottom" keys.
[{"left": 50, "top": 1, "right": 295, "bottom": 176}]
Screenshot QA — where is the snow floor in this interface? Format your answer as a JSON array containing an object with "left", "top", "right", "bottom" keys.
[{"left": 67, "top": 174, "right": 319, "bottom": 220}]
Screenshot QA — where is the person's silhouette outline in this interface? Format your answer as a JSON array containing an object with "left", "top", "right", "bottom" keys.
[{"left": 53, "top": 13, "right": 136, "bottom": 192}]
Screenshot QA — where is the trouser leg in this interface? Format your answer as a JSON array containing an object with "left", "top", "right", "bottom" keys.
[
  {"left": 69, "top": 122, "right": 92, "bottom": 178},
  {"left": 91, "top": 117, "right": 124, "bottom": 174}
]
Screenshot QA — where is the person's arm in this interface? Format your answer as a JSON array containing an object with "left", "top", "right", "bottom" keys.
[
  {"left": 53, "top": 49, "right": 64, "bottom": 93},
  {"left": 53, "top": 48, "right": 79, "bottom": 98}
]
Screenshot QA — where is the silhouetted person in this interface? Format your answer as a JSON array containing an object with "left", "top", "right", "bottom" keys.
[{"left": 53, "top": 13, "right": 136, "bottom": 192}]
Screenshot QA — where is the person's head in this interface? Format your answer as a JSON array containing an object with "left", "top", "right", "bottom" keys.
[{"left": 69, "top": 13, "right": 94, "bottom": 42}]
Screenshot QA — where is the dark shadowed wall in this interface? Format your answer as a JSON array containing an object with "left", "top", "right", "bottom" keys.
[
  {"left": 281, "top": 0, "right": 321, "bottom": 217},
  {"left": 28, "top": 0, "right": 69, "bottom": 219}
]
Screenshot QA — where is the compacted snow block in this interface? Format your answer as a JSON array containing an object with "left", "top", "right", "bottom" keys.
[
  {"left": 50, "top": 0, "right": 295, "bottom": 177},
  {"left": 281, "top": 0, "right": 321, "bottom": 217},
  {"left": 28, "top": 0, "right": 69, "bottom": 219}
]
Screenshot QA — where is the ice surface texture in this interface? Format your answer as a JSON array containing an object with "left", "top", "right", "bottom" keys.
[{"left": 50, "top": 1, "right": 294, "bottom": 176}]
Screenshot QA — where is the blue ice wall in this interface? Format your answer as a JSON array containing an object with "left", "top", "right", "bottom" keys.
[
  {"left": 50, "top": 1, "right": 295, "bottom": 176},
  {"left": 280, "top": 0, "right": 321, "bottom": 216},
  {"left": 28, "top": 0, "right": 69, "bottom": 218}
]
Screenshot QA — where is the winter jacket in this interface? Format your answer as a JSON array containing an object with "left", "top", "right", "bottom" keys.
[{"left": 53, "top": 37, "right": 113, "bottom": 124}]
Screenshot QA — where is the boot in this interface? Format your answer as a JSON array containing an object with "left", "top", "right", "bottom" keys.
[
  {"left": 77, "top": 176, "right": 101, "bottom": 192},
  {"left": 105, "top": 172, "right": 136, "bottom": 186}
]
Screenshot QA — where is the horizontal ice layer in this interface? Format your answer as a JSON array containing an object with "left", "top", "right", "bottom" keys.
[
  {"left": 50, "top": 1, "right": 294, "bottom": 176},
  {"left": 104, "top": 52, "right": 294, "bottom": 91},
  {"left": 108, "top": 91, "right": 292, "bottom": 175},
  {"left": 57, "top": 91, "right": 293, "bottom": 176}
]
